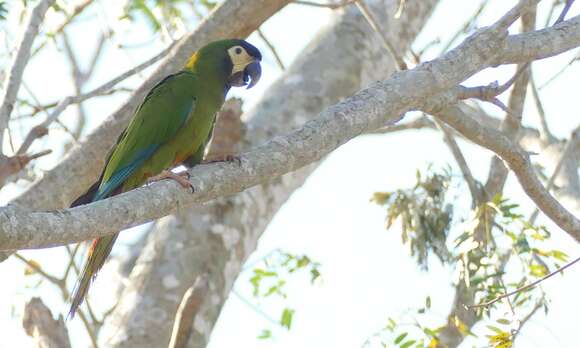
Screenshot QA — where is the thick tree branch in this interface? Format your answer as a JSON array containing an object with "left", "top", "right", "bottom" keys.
[
  {"left": 0, "top": 0, "right": 293, "bottom": 263},
  {"left": 13, "top": 0, "right": 292, "bottom": 212},
  {"left": 3, "top": 9, "right": 580, "bottom": 250},
  {"left": 427, "top": 101, "right": 580, "bottom": 239},
  {"left": 99, "top": 1, "right": 437, "bottom": 347}
]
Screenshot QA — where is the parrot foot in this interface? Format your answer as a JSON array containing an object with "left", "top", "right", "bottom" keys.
[
  {"left": 203, "top": 154, "right": 241, "bottom": 166},
  {"left": 148, "top": 170, "right": 194, "bottom": 193}
]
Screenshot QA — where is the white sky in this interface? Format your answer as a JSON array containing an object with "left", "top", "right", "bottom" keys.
[{"left": 0, "top": 1, "right": 579, "bottom": 347}]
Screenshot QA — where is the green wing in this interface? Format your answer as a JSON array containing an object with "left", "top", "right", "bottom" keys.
[{"left": 94, "top": 71, "right": 197, "bottom": 200}]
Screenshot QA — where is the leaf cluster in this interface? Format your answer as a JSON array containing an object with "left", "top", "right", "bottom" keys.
[{"left": 372, "top": 167, "right": 453, "bottom": 269}]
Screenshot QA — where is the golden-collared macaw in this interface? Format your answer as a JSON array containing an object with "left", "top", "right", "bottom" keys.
[{"left": 68, "top": 39, "right": 262, "bottom": 318}]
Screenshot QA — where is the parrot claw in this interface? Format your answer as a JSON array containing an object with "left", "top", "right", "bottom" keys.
[{"left": 147, "top": 170, "right": 195, "bottom": 192}]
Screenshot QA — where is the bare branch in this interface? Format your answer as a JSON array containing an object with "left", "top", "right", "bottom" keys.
[
  {"left": 355, "top": 0, "right": 407, "bottom": 70},
  {"left": 167, "top": 276, "right": 209, "bottom": 348},
  {"left": 292, "top": 0, "right": 357, "bottom": 9},
  {"left": 0, "top": 0, "right": 56, "bottom": 148},
  {"left": 555, "top": 0, "right": 576, "bottom": 24},
  {"left": 529, "top": 72, "right": 555, "bottom": 142},
  {"left": 0, "top": 150, "right": 52, "bottom": 187},
  {"left": 257, "top": 28, "right": 285, "bottom": 70},
  {"left": 433, "top": 117, "right": 481, "bottom": 204},
  {"left": 4, "top": 7, "right": 580, "bottom": 250},
  {"left": 22, "top": 298, "right": 71, "bottom": 348},
  {"left": 13, "top": 0, "right": 293, "bottom": 213},
  {"left": 428, "top": 102, "right": 580, "bottom": 238},
  {"left": 40, "top": 43, "right": 174, "bottom": 129},
  {"left": 529, "top": 126, "right": 580, "bottom": 223},
  {"left": 100, "top": 2, "right": 437, "bottom": 346},
  {"left": 16, "top": 125, "right": 48, "bottom": 155},
  {"left": 470, "top": 254, "right": 580, "bottom": 308}
]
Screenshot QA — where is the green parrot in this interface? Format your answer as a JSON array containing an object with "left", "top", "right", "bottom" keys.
[{"left": 67, "top": 39, "right": 262, "bottom": 318}]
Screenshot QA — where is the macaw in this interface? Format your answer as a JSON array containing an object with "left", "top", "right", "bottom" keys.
[{"left": 67, "top": 39, "right": 262, "bottom": 318}]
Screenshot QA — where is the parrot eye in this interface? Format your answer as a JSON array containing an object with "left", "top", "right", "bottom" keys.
[{"left": 235, "top": 47, "right": 242, "bottom": 55}]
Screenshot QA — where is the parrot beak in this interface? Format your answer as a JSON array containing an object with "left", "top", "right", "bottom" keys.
[
  {"left": 229, "top": 59, "right": 262, "bottom": 89},
  {"left": 243, "top": 60, "right": 261, "bottom": 89}
]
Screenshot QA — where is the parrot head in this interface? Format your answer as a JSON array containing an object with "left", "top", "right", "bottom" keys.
[{"left": 187, "top": 39, "right": 262, "bottom": 90}]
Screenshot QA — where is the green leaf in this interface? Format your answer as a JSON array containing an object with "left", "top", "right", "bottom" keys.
[
  {"left": 387, "top": 318, "right": 397, "bottom": 331},
  {"left": 0, "top": 2, "right": 7, "bottom": 21},
  {"left": 425, "top": 296, "right": 431, "bottom": 309},
  {"left": 296, "top": 256, "right": 310, "bottom": 268},
  {"left": 550, "top": 250, "right": 569, "bottom": 262},
  {"left": 400, "top": 340, "right": 416, "bottom": 348},
  {"left": 496, "top": 318, "right": 511, "bottom": 325},
  {"left": 280, "top": 308, "right": 295, "bottom": 330},
  {"left": 423, "top": 327, "right": 438, "bottom": 337},
  {"left": 529, "top": 264, "right": 548, "bottom": 278},
  {"left": 394, "top": 332, "right": 408, "bottom": 344},
  {"left": 486, "top": 325, "right": 503, "bottom": 334},
  {"left": 258, "top": 329, "right": 272, "bottom": 339},
  {"left": 372, "top": 192, "right": 391, "bottom": 205},
  {"left": 310, "top": 268, "right": 321, "bottom": 283}
]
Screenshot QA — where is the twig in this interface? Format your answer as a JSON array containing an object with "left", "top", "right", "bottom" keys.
[
  {"left": 53, "top": 0, "right": 97, "bottom": 35},
  {"left": 40, "top": 43, "right": 174, "bottom": 128},
  {"left": 554, "top": 0, "right": 575, "bottom": 24},
  {"left": 0, "top": 149, "right": 52, "bottom": 186},
  {"left": 439, "top": 1, "right": 490, "bottom": 55},
  {"left": 457, "top": 64, "right": 530, "bottom": 102},
  {"left": 544, "top": 0, "right": 561, "bottom": 27},
  {"left": 0, "top": 0, "right": 56, "bottom": 148},
  {"left": 14, "top": 253, "right": 63, "bottom": 285},
  {"left": 257, "top": 28, "right": 285, "bottom": 70},
  {"left": 16, "top": 125, "right": 48, "bottom": 155},
  {"left": 529, "top": 127, "right": 579, "bottom": 223},
  {"left": 371, "top": 116, "right": 435, "bottom": 135},
  {"left": 529, "top": 73, "right": 554, "bottom": 142},
  {"left": 431, "top": 103, "right": 580, "bottom": 238},
  {"left": 433, "top": 117, "right": 481, "bottom": 204},
  {"left": 355, "top": 0, "right": 407, "bottom": 71},
  {"left": 232, "top": 289, "right": 281, "bottom": 326},
  {"left": 168, "top": 275, "right": 209, "bottom": 348},
  {"left": 292, "top": 0, "right": 356, "bottom": 9},
  {"left": 85, "top": 34, "right": 107, "bottom": 82},
  {"left": 512, "top": 300, "right": 543, "bottom": 342},
  {"left": 469, "top": 254, "right": 580, "bottom": 308},
  {"left": 13, "top": 252, "right": 99, "bottom": 348},
  {"left": 394, "top": 0, "right": 406, "bottom": 19},
  {"left": 539, "top": 51, "right": 580, "bottom": 89}
]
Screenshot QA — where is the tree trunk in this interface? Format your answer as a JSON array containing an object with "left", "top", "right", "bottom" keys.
[{"left": 100, "top": 1, "right": 439, "bottom": 347}]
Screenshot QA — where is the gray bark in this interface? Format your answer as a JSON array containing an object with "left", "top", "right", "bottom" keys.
[
  {"left": 99, "top": 1, "right": 439, "bottom": 347},
  {"left": 12, "top": 0, "right": 291, "bottom": 212},
  {"left": 0, "top": 0, "right": 291, "bottom": 262},
  {"left": 3, "top": 7, "right": 580, "bottom": 250},
  {"left": 22, "top": 297, "right": 71, "bottom": 348}
]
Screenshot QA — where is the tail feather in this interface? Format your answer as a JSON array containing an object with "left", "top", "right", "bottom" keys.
[{"left": 68, "top": 234, "right": 118, "bottom": 319}]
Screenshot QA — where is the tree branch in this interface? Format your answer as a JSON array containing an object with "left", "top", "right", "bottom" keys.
[
  {"left": 99, "top": 2, "right": 438, "bottom": 347},
  {"left": 22, "top": 297, "right": 71, "bottom": 348},
  {"left": 12, "top": 0, "right": 293, "bottom": 213},
  {"left": 427, "top": 100, "right": 580, "bottom": 239},
  {"left": 3, "top": 8, "right": 580, "bottom": 250},
  {"left": 167, "top": 276, "right": 209, "bottom": 348},
  {"left": 0, "top": 0, "right": 56, "bottom": 149}
]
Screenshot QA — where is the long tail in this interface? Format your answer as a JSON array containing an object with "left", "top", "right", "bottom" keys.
[
  {"left": 68, "top": 233, "right": 119, "bottom": 319},
  {"left": 67, "top": 176, "right": 120, "bottom": 319}
]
